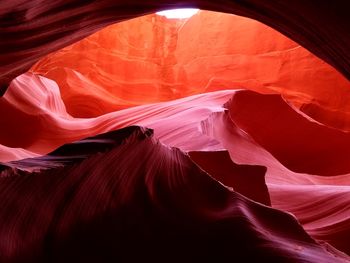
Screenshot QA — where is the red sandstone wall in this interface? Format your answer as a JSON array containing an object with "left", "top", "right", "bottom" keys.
[
  {"left": 30, "top": 11, "right": 350, "bottom": 128},
  {"left": 1, "top": 7, "right": 350, "bottom": 260}
]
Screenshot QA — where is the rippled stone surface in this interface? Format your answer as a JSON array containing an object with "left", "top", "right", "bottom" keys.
[{"left": 1, "top": 2, "right": 350, "bottom": 262}]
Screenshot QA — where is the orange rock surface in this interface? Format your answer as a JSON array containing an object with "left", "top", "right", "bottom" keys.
[
  {"left": 1, "top": 6, "right": 350, "bottom": 261},
  {"left": 30, "top": 11, "right": 350, "bottom": 130}
]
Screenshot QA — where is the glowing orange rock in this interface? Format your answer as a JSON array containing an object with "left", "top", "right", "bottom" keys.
[
  {"left": 31, "top": 11, "right": 350, "bottom": 131},
  {"left": 1, "top": 1, "right": 350, "bottom": 261}
]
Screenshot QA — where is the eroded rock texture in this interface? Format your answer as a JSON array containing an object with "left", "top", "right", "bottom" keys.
[
  {"left": 1, "top": 3, "right": 350, "bottom": 263},
  {"left": 30, "top": 11, "right": 350, "bottom": 130}
]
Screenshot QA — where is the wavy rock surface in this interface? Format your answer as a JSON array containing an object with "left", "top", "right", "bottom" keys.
[
  {"left": 1, "top": 1, "right": 350, "bottom": 261},
  {"left": 1, "top": 72, "right": 349, "bottom": 258},
  {"left": 0, "top": 72, "right": 230, "bottom": 155},
  {"left": 0, "top": 126, "right": 348, "bottom": 263},
  {"left": 29, "top": 11, "right": 350, "bottom": 131},
  {"left": 198, "top": 93, "right": 350, "bottom": 255}
]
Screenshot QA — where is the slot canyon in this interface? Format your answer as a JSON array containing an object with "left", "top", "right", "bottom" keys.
[{"left": 1, "top": 2, "right": 350, "bottom": 262}]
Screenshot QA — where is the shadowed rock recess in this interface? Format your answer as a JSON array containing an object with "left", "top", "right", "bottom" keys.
[{"left": 1, "top": 2, "right": 350, "bottom": 263}]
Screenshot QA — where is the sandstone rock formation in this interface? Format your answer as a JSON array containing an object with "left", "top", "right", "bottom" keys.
[{"left": 1, "top": 3, "right": 350, "bottom": 263}]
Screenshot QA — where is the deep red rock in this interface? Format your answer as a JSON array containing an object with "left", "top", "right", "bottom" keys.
[
  {"left": 0, "top": 127, "right": 347, "bottom": 262},
  {"left": 1, "top": 1, "right": 350, "bottom": 261}
]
